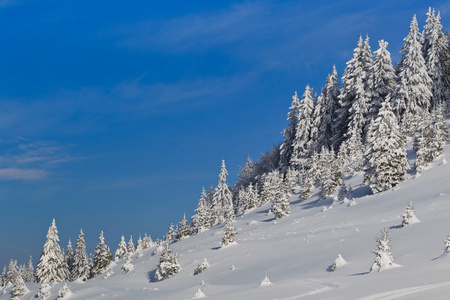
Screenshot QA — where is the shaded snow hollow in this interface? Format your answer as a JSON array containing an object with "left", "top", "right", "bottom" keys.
[{"left": 3, "top": 141, "right": 450, "bottom": 299}]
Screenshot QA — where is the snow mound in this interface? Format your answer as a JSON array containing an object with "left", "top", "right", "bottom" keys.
[
  {"left": 192, "top": 288, "right": 206, "bottom": 299},
  {"left": 329, "top": 254, "right": 348, "bottom": 272},
  {"left": 258, "top": 275, "right": 272, "bottom": 287}
]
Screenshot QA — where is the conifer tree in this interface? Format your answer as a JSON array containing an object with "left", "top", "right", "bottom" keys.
[
  {"left": 36, "top": 219, "right": 69, "bottom": 283},
  {"left": 192, "top": 187, "right": 211, "bottom": 233},
  {"left": 221, "top": 222, "right": 237, "bottom": 246},
  {"left": 370, "top": 229, "right": 395, "bottom": 272},
  {"left": 260, "top": 170, "right": 282, "bottom": 205},
  {"left": 1, "top": 265, "right": 7, "bottom": 288},
  {"left": 135, "top": 236, "right": 143, "bottom": 259},
  {"left": 395, "top": 15, "right": 432, "bottom": 134},
  {"left": 279, "top": 92, "right": 300, "bottom": 171},
  {"left": 319, "top": 149, "right": 343, "bottom": 199},
  {"left": 127, "top": 235, "right": 135, "bottom": 254},
  {"left": 422, "top": 8, "right": 450, "bottom": 113},
  {"left": 38, "top": 283, "right": 51, "bottom": 300},
  {"left": 25, "top": 256, "right": 35, "bottom": 283},
  {"left": 402, "top": 202, "right": 418, "bottom": 227},
  {"left": 367, "top": 40, "right": 397, "bottom": 123},
  {"left": 272, "top": 180, "right": 291, "bottom": 219},
  {"left": 211, "top": 160, "right": 234, "bottom": 225},
  {"left": 10, "top": 276, "right": 28, "bottom": 300},
  {"left": 414, "top": 111, "right": 435, "bottom": 173},
  {"left": 142, "top": 233, "right": 154, "bottom": 249},
  {"left": 164, "top": 222, "right": 176, "bottom": 243},
  {"left": 290, "top": 86, "right": 315, "bottom": 170},
  {"left": 91, "top": 231, "right": 112, "bottom": 277},
  {"left": 114, "top": 236, "right": 128, "bottom": 261},
  {"left": 232, "top": 156, "right": 255, "bottom": 203},
  {"left": 154, "top": 243, "right": 181, "bottom": 281},
  {"left": 64, "top": 240, "right": 74, "bottom": 279},
  {"left": 364, "top": 96, "right": 408, "bottom": 194},
  {"left": 71, "top": 229, "right": 89, "bottom": 281},
  {"left": 177, "top": 214, "right": 191, "bottom": 240},
  {"left": 6, "top": 259, "right": 19, "bottom": 287}
]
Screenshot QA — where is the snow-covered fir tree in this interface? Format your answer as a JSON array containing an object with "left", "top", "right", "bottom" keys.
[
  {"left": 5, "top": 260, "right": 19, "bottom": 287},
  {"left": 290, "top": 85, "right": 315, "bottom": 170},
  {"left": 221, "top": 222, "right": 237, "bottom": 247},
  {"left": 25, "top": 256, "right": 35, "bottom": 283},
  {"left": 177, "top": 214, "right": 191, "bottom": 240},
  {"left": 233, "top": 156, "right": 256, "bottom": 200},
  {"left": 56, "top": 282, "right": 71, "bottom": 299},
  {"left": 401, "top": 202, "right": 420, "bottom": 226},
  {"left": 91, "top": 231, "right": 112, "bottom": 278},
  {"left": 1, "top": 265, "right": 7, "bottom": 288},
  {"left": 142, "top": 233, "right": 154, "bottom": 249},
  {"left": 114, "top": 236, "right": 128, "bottom": 261},
  {"left": 64, "top": 240, "right": 74, "bottom": 279},
  {"left": 367, "top": 39, "right": 397, "bottom": 123},
  {"left": 192, "top": 187, "right": 211, "bottom": 233},
  {"left": 154, "top": 243, "right": 181, "bottom": 281},
  {"left": 36, "top": 219, "right": 69, "bottom": 283},
  {"left": 164, "top": 221, "right": 176, "bottom": 243},
  {"left": 38, "top": 283, "right": 51, "bottom": 300},
  {"left": 10, "top": 276, "right": 28, "bottom": 300},
  {"left": 210, "top": 160, "right": 235, "bottom": 225},
  {"left": 127, "top": 235, "right": 135, "bottom": 254},
  {"left": 395, "top": 15, "right": 432, "bottom": 135},
  {"left": 422, "top": 8, "right": 450, "bottom": 113},
  {"left": 260, "top": 170, "right": 282, "bottom": 206},
  {"left": 279, "top": 92, "right": 300, "bottom": 172},
  {"left": 71, "top": 229, "right": 89, "bottom": 281},
  {"left": 194, "top": 258, "right": 210, "bottom": 275},
  {"left": 319, "top": 148, "right": 343, "bottom": 199},
  {"left": 272, "top": 180, "right": 291, "bottom": 219},
  {"left": 370, "top": 229, "right": 396, "bottom": 272},
  {"left": 444, "top": 235, "right": 450, "bottom": 254},
  {"left": 121, "top": 256, "right": 134, "bottom": 273},
  {"left": 364, "top": 96, "right": 408, "bottom": 194},
  {"left": 135, "top": 236, "right": 143, "bottom": 259}
]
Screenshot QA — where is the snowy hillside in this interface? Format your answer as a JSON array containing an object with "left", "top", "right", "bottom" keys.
[{"left": 3, "top": 138, "right": 450, "bottom": 300}]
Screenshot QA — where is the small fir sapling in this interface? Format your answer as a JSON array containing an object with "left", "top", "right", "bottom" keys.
[
  {"left": 56, "top": 283, "right": 71, "bottom": 299},
  {"left": 443, "top": 235, "right": 450, "bottom": 255},
  {"left": 401, "top": 202, "right": 420, "bottom": 226},
  {"left": 177, "top": 214, "right": 192, "bottom": 241},
  {"left": 121, "top": 256, "right": 134, "bottom": 273},
  {"left": 127, "top": 236, "right": 135, "bottom": 254},
  {"left": 370, "top": 229, "right": 398, "bottom": 272},
  {"left": 38, "top": 283, "right": 51, "bottom": 300},
  {"left": 221, "top": 223, "right": 237, "bottom": 247},
  {"left": 258, "top": 275, "right": 272, "bottom": 287},
  {"left": 194, "top": 258, "right": 210, "bottom": 275},
  {"left": 154, "top": 243, "right": 181, "bottom": 281}
]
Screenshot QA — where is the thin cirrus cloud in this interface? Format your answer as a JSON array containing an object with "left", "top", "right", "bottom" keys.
[{"left": 0, "top": 138, "right": 77, "bottom": 180}]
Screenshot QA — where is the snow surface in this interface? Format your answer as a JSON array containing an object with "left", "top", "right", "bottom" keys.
[{"left": 2, "top": 140, "right": 450, "bottom": 299}]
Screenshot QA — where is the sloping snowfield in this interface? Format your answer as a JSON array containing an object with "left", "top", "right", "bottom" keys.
[{"left": 3, "top": 141, "right": 450, "bottom": 300}]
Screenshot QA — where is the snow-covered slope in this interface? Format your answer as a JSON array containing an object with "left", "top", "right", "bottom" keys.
[{"left": 3, "top": 144, "right": 450, "bottom": 299}]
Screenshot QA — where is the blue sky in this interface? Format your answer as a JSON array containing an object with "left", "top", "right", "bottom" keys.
[{"left": 0, "top": 0, "right": 449, "bottom": 268}]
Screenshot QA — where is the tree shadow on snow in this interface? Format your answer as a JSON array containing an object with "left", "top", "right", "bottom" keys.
[
  {"left": 431, "top": 252, "right": 447, "bottom": 261},
  {"left": 348, "top": 271, "right": 370, "bottom": 276},
  {"left": 389, "top": 224, "right": 403, "bottom": 229},
  {"left": 326, "top": 265, "right": 334, "bottom": 272},
  {"left": 212, "top": 246, "right": 222, "bottom": 250},
  {"left": 147, "top": 269, "right": 158, "bottom": 283}
]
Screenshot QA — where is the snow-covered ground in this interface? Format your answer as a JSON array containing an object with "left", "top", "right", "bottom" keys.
[{"left": 3, "top": 143, "right": 450, "bottom": 299}]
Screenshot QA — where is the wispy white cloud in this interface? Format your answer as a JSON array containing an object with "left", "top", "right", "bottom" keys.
[{"left": 0, "top": 168, "right": 47, "bottom": 180}]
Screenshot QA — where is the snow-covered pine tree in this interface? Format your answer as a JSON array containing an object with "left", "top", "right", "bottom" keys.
[
  {"left": 36, "top": 219, "right": 69, "bottom": 283},
  {"left": 127, "top": 235, "right": 135, "bottom": 254},
  {"left": 177, "top": 214, "right": 191, "bottom": 241},
  {"left": 134, "top": 236, "right": 143, "bottom": 259},
  {"left": 38, "top": 283, "right": 51, "bottom": 300},
  {"left": 272, "top": 179, "right": 291, "bottom": 219},
  {"left": 414, "top": 111, "right": 434, "bottom": 173},
  {"left": 319, "top": 149, "right": 343, "bottom": 199},
  {"left": 332, "top": 35, "right": 371, "bottom": 150},
  {"left": 402, "top": 202, "right": 419, "bottom": 227},
  {"left": 300, "top": 175, "right": 314, "bottom": 201},
  {"left": 422, "top": 8, "right": 450, "bottom": 113},
  {"left": 142, "top": 233, "right": 154, "bottom": 249},
  {"left": 192, "top": 187, "right": 211, "bottom": 233},
  {"left": 367, "top": 40, "right": 397, "bottom": 124},
  {"left": 443, "top": 235, "right": 450, "bottom": 254},
  {"left": 194, "top": 258, "right": 210, "bottom": 275},
  {"left": 210, "top": 160, "right": 234, "bottom": 225},
  {"left": 164, "top": 222, "right": 176, "bottom": 243},
  {"left": 260, "top": 170, "right": 282, "bottom": 205},
  {"left": 114, "top": 236, "right": 128, "bottom": 261},
  {"left": 64, "top": 240, "right": 74, "bottom": 279},
  {"left": 279, "top": 92, "right": 300, "bottom": 172},
  {"left": 370, "top": 229, "right": 396, "bottom": 272},
  {"left": 25, "top": 256, "right": 35, "bottom": 283},
  {"left": 91, "top": 231, "right": 112, "bottom": 278},
  {"left": 395, "top": 15, "right": 433, "bottom": 135},
  {"left": 364, "top": 95, "right": 408, "bottom": 194},
  {"left": 56, "top": 282, "right": 71, "bottom": 299},
  {"left": 154, "top": 243, "right": 181, "bottom": 281},
  {"left": 6, "top": 260, "right": 19, "bottom": 287},
  {"left": 290, "top": 86, "right": 315, "bottom": 171},
  {"left": 71, "top": 229, "right": 89, "bottom": 281},
  {"left": 10, "top": 276, "right": 28, "bottom": 300},
  {"left": 1, "top": 265, "right": 7, "bottom": 288},
  {"left": 232, "top": 156, "right": 255, "bottom": 205},
  {"left": 221, "top": 222, "right": 237, "bottom": 247},
  {"left": 245, "top": 183, "right": 259, "bottom": 212},
  {"left": 431, "top": 105, "right": 449, "bottom": 157},
  {"left": 121, "top": 256, "right": 134, "bottom": 273},
  {"left": 284, "top": 167, "right": 299, "bottom": 193}
]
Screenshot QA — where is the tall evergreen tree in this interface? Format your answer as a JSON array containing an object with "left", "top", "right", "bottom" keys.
[
  {"left": 395, "top": 15, "right": 432, "bottom": 134},
  {"left": 36, "top": 219, "right": 69, "bottom": 283},
  {"left": 127, "top": 235, "right": 135, "bottom": 254},
  {"left": 91, "top": 231, "right": 112, "bottom": 277},
  {"left": 71, "top": 229, "right": 89, "bottom": 281},
  {"left": 64, "top": 240, "right": 74, "bottom": 279},
  {"left": 290, "top": 85, "right": 315, "bottom": 170},
  {"left": 114, "top": 236, "right": 128, "bottom": 261},
  {"left": 211, "top": 160, "right": 234, "bottom": 225},
  {"left": 279, "top": 92, "right": 300, "bottom": 171},
  {"left": 364, "top": 96, "right": 408, "bottom": 194},
  {"left": 177, "top": 214, "right": 191, "bottom": 241},
  {"left": 192, "top": 187, "right": 211, "bottom": 233},
  {"left": 25, "top": 256, "right": 35, "bottom": 283}
]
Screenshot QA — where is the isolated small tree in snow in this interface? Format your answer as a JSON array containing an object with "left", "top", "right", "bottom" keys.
[
  {"left": 38, "top": 283, "right": 51, "bottom": 300},
  {"left": 194, "top": 258, "right": 210, "bottom": 275},
  {"left": 330, "top": 254, "right": 347, "bottom": 271},
  {"left": 36, "top": 219, "right": 69, "bottom": 283},
  {"left": 443, "top": 235, "right": 450, "bottom": 254},
  {"left": 221, "top": 222, "right": 237, "bottom": 247},
  {"left": 114, "top": 236, "right": 128, "bottom": 261},
  {"left": 91, "top": 231, "right": 112, "bottom": 277},
  {"left": 370, "top": 229, "right": 395, "bottom": 272},
  {"left": 154, "top": 243, "right": 181, "bottom": 281},
  {"left": 401, "top": 202, "right": 419, "bottom": 227},
  {"left": 71, "top": 229, "right": 89, "bottom": 281}
]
